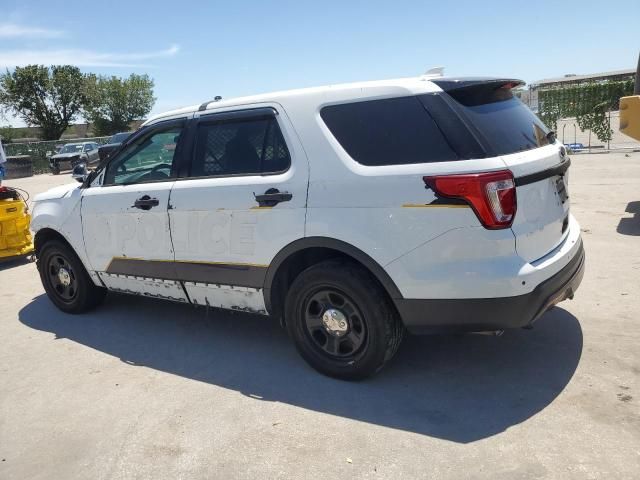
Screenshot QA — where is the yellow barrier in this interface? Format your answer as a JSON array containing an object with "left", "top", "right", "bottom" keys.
[
  {"left": 0, "top": 196, "right": 34, "bottom": 259},
  {"left": 620, "top": 95, "right": 640, "bottom": 142}
]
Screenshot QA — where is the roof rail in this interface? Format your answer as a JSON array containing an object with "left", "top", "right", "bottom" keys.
[{"left": 198, "top": 96, "right": 223, "bottom": 111}]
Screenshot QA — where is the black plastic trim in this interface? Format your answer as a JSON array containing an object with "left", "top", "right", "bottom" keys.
[
  {"left": 515, "top": 159, "right": 571, "bottom": 186},
  {"left": 198, "top": 107, "right": 278, "bottom": 123},
  {"left": 263, "top": 237, "right": 404, "bottom": 314},
  {"left": 428, "top": 196, "right": 468, "bottom": 206},
  {"left": 396, "top": 241, "right": 585, "bottom": 334},
  {"left": 105, "top": 258, "right": 266, "bottom": 289}
]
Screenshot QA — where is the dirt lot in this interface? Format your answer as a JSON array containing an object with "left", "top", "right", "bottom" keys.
[{"left": 1, "top": 152, "right": 639, "bottom": 479}]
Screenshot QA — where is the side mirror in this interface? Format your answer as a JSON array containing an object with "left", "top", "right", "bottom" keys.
[{"left": 72, "top": 163, "right": 89, "bottom": 183}]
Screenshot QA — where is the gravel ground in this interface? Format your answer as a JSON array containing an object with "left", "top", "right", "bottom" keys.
[{"left": 1, "top": 152, "right": 639, "bottom": 479}]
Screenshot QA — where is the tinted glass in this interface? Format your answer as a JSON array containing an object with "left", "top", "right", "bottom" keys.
[
  {"left": 191, "top": 116, "right": 290, "bottom": 177},
  {"left": 445, "top": 87, "right": 551, "bottom": 155},
  {"left": 320, "top": 96, "right": 458, "bottom": 166},
  {"left": 110, "top": 132, "right": 130, "bottom": 144},
  {"left": 105, "top": 126, "right": 182, "bottom": 185}
]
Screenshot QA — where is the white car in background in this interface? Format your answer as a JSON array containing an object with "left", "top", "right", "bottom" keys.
[{"left": 30, "top": 75, "right": 585, "bottom": 379}]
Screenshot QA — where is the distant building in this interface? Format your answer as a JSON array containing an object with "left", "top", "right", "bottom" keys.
[{"left": 518, "top": 68, "right": 636, "bottom": 112}]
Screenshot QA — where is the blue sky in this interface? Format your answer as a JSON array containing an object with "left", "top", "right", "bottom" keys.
[{"left": 1, "top": 0, "right": 638, "bottom": 126}]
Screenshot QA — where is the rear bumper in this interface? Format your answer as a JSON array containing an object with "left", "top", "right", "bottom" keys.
[{"left": 396, "top": 240, "right": 585, "bottom": 334}]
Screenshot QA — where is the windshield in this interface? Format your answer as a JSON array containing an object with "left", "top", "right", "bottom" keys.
[
  {"left": 60, "top": 144, "right": 83, "bottom": 154},
  {"left": 109, "top": 132, "right": 130, "bottom": 144}
]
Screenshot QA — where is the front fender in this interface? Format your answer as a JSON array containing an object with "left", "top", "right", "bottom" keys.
[{"left": 31, "top": 191, "right": 101, "bottom": 285}]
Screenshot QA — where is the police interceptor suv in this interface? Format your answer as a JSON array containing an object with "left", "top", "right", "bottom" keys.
[{"left": 31, "top": 76, "right": 585, "bottom": 379}]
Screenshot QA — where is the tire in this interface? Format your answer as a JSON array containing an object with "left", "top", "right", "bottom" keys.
[
  {"left": 37, "top": 239, "right": 106, "bottom": 314},
  {"left": 51, "top": 163, "right": 60, "bottom": 175},
  {"left": 285, "top": 260, "right": 404, "bottom": 380}
]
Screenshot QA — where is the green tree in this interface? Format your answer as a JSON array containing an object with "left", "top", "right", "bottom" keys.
[
  {"left": 83, "top": 74, "right": 155, "bottom": 136},
  {"left": 0, "top": 65, "right": 86, "bottom": 140},
  {"left": 538, "top": 79, "right": 634, "bottom": 143},
  {"left": 0, "top": 125, "right": 15, "bottom": 142}
]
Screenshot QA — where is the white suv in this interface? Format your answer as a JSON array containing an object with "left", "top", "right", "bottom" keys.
[{"left": 31, "top": 75, "right": 585, "bottom": 379}]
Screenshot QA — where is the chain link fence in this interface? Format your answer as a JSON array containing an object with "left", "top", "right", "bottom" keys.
[{"left": 4, "top": 136, "right": 111, "bottom": 174}]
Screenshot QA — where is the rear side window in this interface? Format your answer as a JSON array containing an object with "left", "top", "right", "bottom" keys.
[
  {"left": 321, "top": 96, "right": 459, "bottom": 166},
  {"left": 444, "top": 86, "right": 551, "bottom": 156},
  {"left": 191, "top": 116, "right": 290, "bottom": 177}
]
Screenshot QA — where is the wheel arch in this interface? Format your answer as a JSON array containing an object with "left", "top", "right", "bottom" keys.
[
  {"left": 263, "top": 237, "right": 403, "bottom": 318},
  {"left": 34, "top": 227, "right": 75, "bottom": 256}
]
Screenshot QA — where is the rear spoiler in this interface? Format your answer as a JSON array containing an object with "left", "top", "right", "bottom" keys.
[
  {"left": 431, "top": 77, "right": 526, "bottom": 107},
  {"left": 431, "top": 77, "right": 525, "bottom": 92}
]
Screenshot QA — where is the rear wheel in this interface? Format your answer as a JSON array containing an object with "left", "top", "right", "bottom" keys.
[
  {"left": 285, "top": 260, "right": 404, "bottom": 380},
  {"left": 50, "top": 162, "right": 60, "bottom": 175},
  {"left": 37, "top": 240, "right": 106, "bottom": 313}
]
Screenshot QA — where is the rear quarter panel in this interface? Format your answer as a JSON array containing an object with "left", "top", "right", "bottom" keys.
[{"left": 279, "top": 92, "right": 517, "bottom": 295}]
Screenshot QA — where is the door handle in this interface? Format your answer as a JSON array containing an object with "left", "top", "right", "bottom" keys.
[
  {"left": 133, "top": 195, "right": 160, "bottom": 210},
  {"left": 254, "top": 188, "right": 293, "bottom": 207}
]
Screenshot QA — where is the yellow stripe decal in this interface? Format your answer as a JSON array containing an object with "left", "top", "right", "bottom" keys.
[{"left": 402, "top": 203, "right": 469, "bottom": 209}]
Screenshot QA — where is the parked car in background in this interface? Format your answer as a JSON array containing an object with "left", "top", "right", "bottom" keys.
[
  {"left": 98, "top": 132, "right": 132, "bottom": 163},
  {"left": 48, "top": 142, "right": 100, "bottom": 175},
  {"left": 565, "top": 143, "right": 585, "bottom": 153}
]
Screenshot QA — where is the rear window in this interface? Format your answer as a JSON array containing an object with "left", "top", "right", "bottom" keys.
[
  {"left": 444, "top": 86, "right": 552, "bottom": 156},
  {"left": 321, "top": 96, "right": 459, "bottom": 166}
]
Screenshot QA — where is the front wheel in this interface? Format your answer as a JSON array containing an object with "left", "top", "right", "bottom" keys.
[
  {"left": 50, "top": 163, "right": 60, "bottom": 175},
  {"left": 285, "top": 260, "right": 404, "bottom": 380},
  {"left": 37, "top": 239, "right": 106, "bottom": 313}
]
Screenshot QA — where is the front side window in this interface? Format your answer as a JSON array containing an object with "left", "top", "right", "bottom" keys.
[
  {"left": 84, "top": 144, "right": 93, "bottom": 152},
  {"left": 191, "top": 116, "right": 290, "bottom": 177},
  {"left": 104, "top": 125, "right": 182, "bottom": 185}
]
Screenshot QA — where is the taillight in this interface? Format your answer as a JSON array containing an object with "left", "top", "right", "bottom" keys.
[{"left": 423, "top": 170, "right": 517, "bottom": 229}]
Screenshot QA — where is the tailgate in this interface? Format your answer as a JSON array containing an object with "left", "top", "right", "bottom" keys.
[
  {"left": 433, "top": 78, "right": 571, "bottom": 263},
  {"left": 502, "top": 145, "right": 570, "bottom": 262}
]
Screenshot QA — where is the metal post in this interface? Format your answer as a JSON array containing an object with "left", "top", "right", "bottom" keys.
[
  {"left": 607, "top": 110, "right": 611, "bottom": 150},
  {"left": 635, "top": 51, "right": 640, "bottom": 95},
  {"left": 562, "top": 123, "right": 566, "bottom": 144}
]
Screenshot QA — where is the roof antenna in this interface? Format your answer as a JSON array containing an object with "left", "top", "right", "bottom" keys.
[{"left": 423, "top": 66, "right": 445, "bottom": 78}]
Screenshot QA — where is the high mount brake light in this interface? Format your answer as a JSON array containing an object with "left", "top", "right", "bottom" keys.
[{"left": 423, "top": 170, "right": 517, "bottom": 229}]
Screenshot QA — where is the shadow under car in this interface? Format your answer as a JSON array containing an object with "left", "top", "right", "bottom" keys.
[{"left": 18, "top": 292, "right": 582, "bottom": 443}]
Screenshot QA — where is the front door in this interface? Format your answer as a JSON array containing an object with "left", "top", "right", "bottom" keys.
[
  {"left": 168, "top": 106, "right": 309, "bottom": 312},
  {"left": 81, "top": 119, "right": 189, "bottom": 300}
]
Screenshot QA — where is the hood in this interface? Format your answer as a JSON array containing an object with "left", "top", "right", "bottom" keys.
[
  {"left": 51, "top": 152, "right": 81, "bottom": 160},
  {"left": 34, "top": 182, "right": 80, "bottom": 201}
]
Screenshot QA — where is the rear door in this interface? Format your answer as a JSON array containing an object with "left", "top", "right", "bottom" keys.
[
  {"left": 168, "top": 105, "right": 309, "bottom": 312},
  {"left": 434, "top": 80, "right": 570, "bottom": 262}
]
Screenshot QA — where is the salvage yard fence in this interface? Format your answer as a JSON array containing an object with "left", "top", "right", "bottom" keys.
[{"left": 4, "top": 136, "right": 111, "bottom": 174}]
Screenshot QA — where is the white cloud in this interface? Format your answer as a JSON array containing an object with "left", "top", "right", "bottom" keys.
[
  {"left": 0, "top": 44, "right": 180, "bottom": 68},
  {"left": 0, "top": 23, "right": 64, "bottom": 39}
]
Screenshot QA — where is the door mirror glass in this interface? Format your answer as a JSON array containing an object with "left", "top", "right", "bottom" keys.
[{"left": 72, "top": 163, "right": 89, "bottom": 183}]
